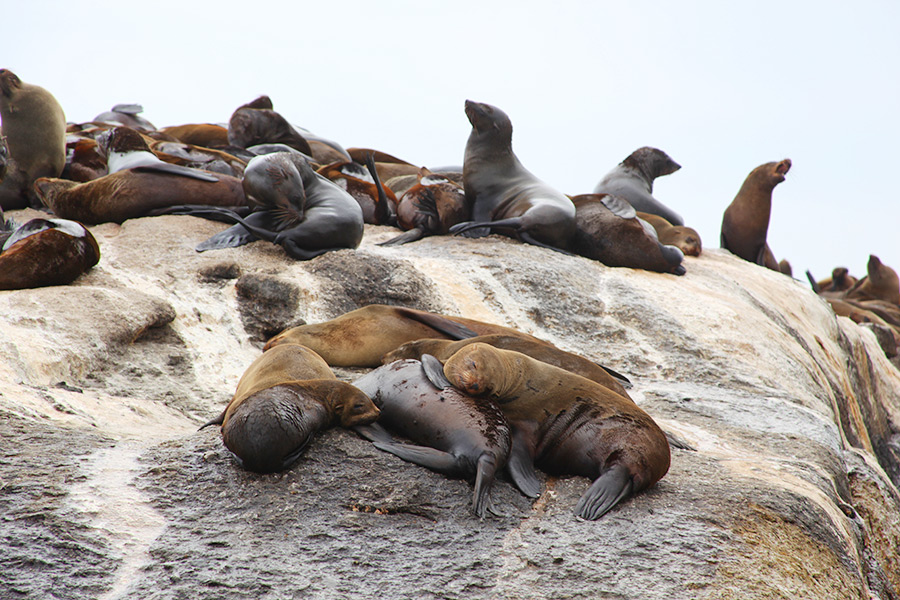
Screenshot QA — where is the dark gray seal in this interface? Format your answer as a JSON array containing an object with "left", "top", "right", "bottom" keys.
[{"left": 593, "top": 147, "right": 683, "bottom": 226}]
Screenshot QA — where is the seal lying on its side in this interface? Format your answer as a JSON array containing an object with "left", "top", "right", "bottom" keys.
[
  {"left": 428, "top": 343, "right": 670, "bottom": 519},
  {"left": 352, "top": 358, "right": 512, "bottom": 518},
  {"left": 0, "top": 217, "right": 100, "bottom": 290},
  {"left": 202, "top": 344, "right": 379, "bottom": 473}
]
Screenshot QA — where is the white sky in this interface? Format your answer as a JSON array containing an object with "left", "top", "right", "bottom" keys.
[{"left": 5, "top": 1, "right": 898, "bottom": 282}]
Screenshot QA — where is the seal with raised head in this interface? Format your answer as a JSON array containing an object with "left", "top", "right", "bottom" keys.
[
  {"left": 449, "top": 100, "right": 576, "bottom": 252},
  {"left": 227, "top": 95, "right": 313, "bottom": 157},
  {"left": 593, "top": 147, "right": 683, "bottom": 226},
  {"left": 202, "top": 343, "right": 379, "bottom": 473},
  {"left": 428, "top": 342, "right": 670, "bottom": 519},
  {"left": 381, "top": 334, "right": 632, "bottom": 400},
  {"left": 0, "top": 217, "right": 100, "bottom": 290},
  {"left": 264, "top": 304, "right": 544, "bottom": 367},
  {"left": 571, "top": 194, "right": 685, "bottom": 275},
  {"left": 720, "top": 158, "right": 791, "bottom": 271},
  {"left": 847, "top": 255, "right": 900, "bottom": 305},
  {"left": 352, "top": 358, "right": 512, "bottom": 517},
  {"left": 0, "top": 69, "right": 67, "bottom": 209}
]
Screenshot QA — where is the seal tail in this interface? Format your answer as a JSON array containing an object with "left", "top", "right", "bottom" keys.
[{"left": 574, "top": 464, "right": 634, "bottom": 520}]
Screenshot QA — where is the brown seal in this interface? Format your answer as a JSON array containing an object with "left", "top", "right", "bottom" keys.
[
  {"left": 352, "top": 358, "right": 512, "bottom": 517},
  {"left": 593, "top": 146, "right": 683, "bottom": 226},
  {"left": 317, "top": 157, "right": 397, "bottom": 225},
  {"left": 0, "top": 69, "right": 67, "bottom": 209},
  {"left": 450, "top": 100, "right": 576, "bottom": 252},
  {"left": 720, "top": 159, "right": 791, "bottom": 271},
  {"left": 571, "top": 194, "right": 685, "bottom": 275},
  {"left": 381, "top": 334, "right": 632, "bottom": 400},
  {"left": 34, "top": 167, "right": 247, "bottom": 225},
  {"left": 203, "top": 344, "right": 379, "bottom": 473},
  {"left": 846, "top": 255, "right": 900, "bottom": 305},
  {"left": 636, "top": 211, "right": 702, "bottom": 257},
  {"left": 263, "top": 304, "right": 544, "bottom": 367},
  {"left": 158, "top": 123, "right": 230, "bottom": 148},
  {"left": 778, "top": 259, "right": 793, "bottom": 277},
  {"left": 227, "top": 96, "right": 313, "bottom": 156},
  {"left": 0, "top": 217, "right": 100, "bottom": 290},
  {"left": 380, "top": 168, "right": 470, "bottom": 246},
  {"left": 430, "top": 342, "right": 670, "bottom": 519}
]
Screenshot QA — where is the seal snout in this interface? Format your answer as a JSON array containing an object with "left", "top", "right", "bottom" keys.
[{"left": 775, "top": 159, "right": 791, "bottom": 176}]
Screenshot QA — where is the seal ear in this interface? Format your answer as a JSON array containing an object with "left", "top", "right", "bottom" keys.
[{"left": 421, "top": 354, "right": 453, "bottom": 389}]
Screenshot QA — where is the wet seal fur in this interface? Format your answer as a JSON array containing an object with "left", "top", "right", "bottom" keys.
[
  {"left": 352, "top": 358, "right": 512, "bottom": 518},
  {"left": 593, "top": 147, "right": 683, "bottom": 226},
  {"left": 570, "top": 194, "right": 685, "bottom": 275},
  {"left": 0, "top": 217, "right": 99, "bottom": 290},
  {"left": 431, "top": 342, "right": 670, "bottom": 519},
  {"left": 720, "top": 159, "right": 791, "bottom": 271},
  {"left": 202, "top": 344, "right": 379, "bottom": 473},
  {"left": 451, "top": 100, "right": 576, "bottom": 252},
  {"left": 0, "top": 69, "right": 67, "bottom": 209},
  {"left": 381, "top": 334, "right": 632, "bottom": 400},
  {"left": 264, "top": 304, "right": 544, "bottom": 367}
]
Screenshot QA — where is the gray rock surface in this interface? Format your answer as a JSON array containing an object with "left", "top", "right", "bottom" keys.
[{"left": 1, "top": 209, "right": 899, "bottom": 599}]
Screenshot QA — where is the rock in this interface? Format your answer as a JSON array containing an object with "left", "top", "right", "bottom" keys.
[{"left": 1, "top": 211, "right": 899, "bottom": 599}]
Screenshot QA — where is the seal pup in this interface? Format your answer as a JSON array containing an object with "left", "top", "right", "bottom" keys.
[
  {"left": 593, "top": 147, "right": 683, "bottom": 226},
  {"left": 846, "top": 255, "right": 900, "bottom": 305},
  {"left": 97, "top": 126, "right": 219, "bottom": 182},
  {"left": 352, "top": 358, "right": 512, "bottom": 518},
  {"left": 0, "top": 69, "right": 67, "bottom": 209},
  {"left": 381, "top": 334, "right": 632, "bottom": 400},
  {"left": 450, "top": 100, "right": 576, "bottom": 252},
  {"left": 202, "top": 344, "right": 379, "bottom": 473},
  {"left": 92, "top": 103, "right": 156, "bottom": 131},
  {"left": 636, "top": 211, "right": 702, "bottom": 257},
  {"left": 263, "top": 304, "right": 545, "bottom": 367},
  {"left": 428, "top": 343, "right": 670, "bottom": 519},
  {"left": 380, "top": 169, "right": 470, "bottom": 246},
  {"left": 720, "top": 159, "right": 791, "bottom": 271},
  {"left": 571, "top": 194, "right": 685, "bottom": 275},
  {"left": 0, "top": 217, "right": 100, "bottom": 290}
]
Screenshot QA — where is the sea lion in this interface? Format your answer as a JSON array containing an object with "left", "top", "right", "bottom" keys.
[
  {"left": 0, "top": 217, "right": 100, "bottom": 290},
  {"left": 92, "top": 103, "right": 156, "bottom": 131},
  {"left": 352, "top": 358, "right": 512, "bottom": 517},
  {"left": 203, "top": 344, "right": 379, "bottom": 473},
  {"left": 429, "top": 343, "right": 670, "bottom": 519},
  {"left": 571, "top": 194, "right": 685, "bottom": 275},
  {"left": 381, "top": 334, "right": 632, "bottom": 400},
  {"left": 847, "top": 255, "right": 900, "bottom": 305},
  {"left": 62, "top": 135, "right": 108, "bottom": 182},
  {"left": 98, "top": 126, "right": 220, "bottom": 182},
  {"left": 593, "top": 147, "right": 683, "bottom": 226},
  {"left": 720, "top": 159, "right": 791, "bottom": 271},
  {"left": 264, "top": 304, "right": 544, "bottom": 367},
  {"left": 450, "top": 100, "right": 576, "bottom": 252},
  {"left": 380, "top": 169, "right": 470, "bottom": 246},
  {"left": 0, "top": 69, "right": 67, "bottom": 209},
  {"left": 635, "top": 211, "right": 702, "bottom": 257},
  {"left": 34, "top": 168, "right": 247, "bottom": 225},
  {"left": 158, "top": 123, "right": 230, "bottom": 148},
  {"left": 227, "top": 95, "right": 313, "bottom": 157}
]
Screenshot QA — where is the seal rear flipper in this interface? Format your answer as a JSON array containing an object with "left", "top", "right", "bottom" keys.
[
  {"left": 397, "top": 309, "right": 478, "bottom": 340},
  {"left": 472, "top": 453, "right": 500, "bottom": 519},
  {"left": 371, "top": 441, "right": 460, "bottom": 474},
  {"left": 197, "top": 224, "right": 258, "bottom": 252},
  {"left": 421, "top": 354, "right": 453, "bottom": 389},
  {"left": 198, "top": 410, "right": 226, "bottom": 430},
  {"left": 449, "top": 221, "right": 491, "bottom": 238},
  {"left": 378, "top": 228, "right": 425, "bottom": 247},
  {"left": 574, "top": 464, "right": 634, "bottom": 520},
  {"left": 353, "top": 422, "right": 395, "bottom": 445},
  {"left": 279, "top": 436, "right": 315, "bottom": 471},
  {"left": 598, "top": 364, "right": 632, "bottom": 388},
  {"left": 134, "top": 162, "right": 219, "bottom": 183},
  {"left": 506, "top": 439, "right": 542, "bottom": 498},
  {"left": 806, "top": 270, "right": 821, "bottom": 293}
]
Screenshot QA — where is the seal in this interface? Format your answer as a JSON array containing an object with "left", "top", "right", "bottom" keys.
[
  {"left": 158, "top": 123, "right": 230, "bottom": 148},
  {"left": 263, "top": 304, "right": 544, "bottom": 367},
  {"left": 98, "top": 126, "right": 220, "bottom": 182},
  {"left": 380, "top": 169, "right": 470, "bottom": 246},
  {"left": 450, "top": 100, "right": 576, "bottom": 252},
  {"left": 720, "top": 159, "right": 791, "bottom": 271},
  {"left": 778, "top": 259, "right": 793, "bottom": 277},
  {"left": 352, "top": 358, "right": 512, "bottom": 517},
  {"left": 161, "top": 151, "right": 364, "bottom": 259},
  {"left": 317, "top": 156, "right": 397, "bottom": 225},
  {"left": 92, "top": 103, "right": 156, "bottom": 131},
  {"left": 429, "top": 342, "right": 670, "bottom": 519},
  {"left": 0, "top": 217, "right": 100, "bottom": 290},
  {"left": 593, "top": 147, "right": 684, "bottom": 226},
  {"left": 0, "top": 69, "right": 67, "bottom": 209},
  {"left": 202, "top": 343, "right": 380, "bottom": 473},
  {"left": 227, "top": 95, "right": 313, "bottom": 157},
  {"left": 847, "top": 255, "right": 900, "bottom": 305},
  {"left": 381, "top": 334, "right": 632, "bottom": 400},
  {"left": 635, "top": 211, "right": 702, "bottom": 257},
  {"left": 571, "top": 194, "right": 685, "bottom": 275},
  {"left": 63, "top": 136, "right": 108, "bottom": 182}
]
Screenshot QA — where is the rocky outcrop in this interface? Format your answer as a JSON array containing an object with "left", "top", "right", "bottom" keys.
[{"left": 1, "top": 209, "right": 899, "bottom": 599}]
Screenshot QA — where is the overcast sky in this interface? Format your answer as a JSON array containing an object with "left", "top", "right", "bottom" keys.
[{"left": 5, "top": 1, "right": 898, "bottom": 283}]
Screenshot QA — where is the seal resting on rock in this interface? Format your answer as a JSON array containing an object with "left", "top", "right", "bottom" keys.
[
  {"left": 352, "top": 358, "right": 512, "bottom": 518},
  {"left": 0, "top": 216, "right": 99, "bottom": 290},
  {"left": 846, "top": 255, "right": 900, "bottom": 305},
  {"left": 450, "top": 100, "right": 575, "bottom": 252},
  {"left": 202, "top": 344, "right": 379, "bottom": 473},
  {"left": 593, "top": 147, "right": 683, "bottom": 226},
  {"left": 636, "top": 211, "right": 702, "bottom": 257},
  {"left": 380, "top": 169, "right": 470, "bottom": 246},
  {"left": 720, "top": 159, "right": 791, "bottom": 271},
  {"left": 428, "top": 343, "right": 670, "bottom": 519}
]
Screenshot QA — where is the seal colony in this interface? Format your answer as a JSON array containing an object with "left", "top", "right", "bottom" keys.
[{"left": 2, "top": 69, "right": 899, "bottom": 522}]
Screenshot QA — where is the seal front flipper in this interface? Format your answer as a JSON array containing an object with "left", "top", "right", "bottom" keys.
[
  {"left": 396, "top": 308, "right": 478, "bottom": 340},
  {"left": 134, "top": 161, "right": 219, "bottom": 183},
  {"left": 506, "top": 436, "right": 542, "bottom": 498},
  {"left": 421, "top": 354, "right": 453, "bottom": 389},
  {"left": 372, "top": 440, "right": 459, "bottom": 473},
  {"left": 573, "top": 464, "right": 634, "bottom": 520},
  {"left": 449, "top": 221, "right": 491, "bottom": 238},
  {"left": 806, "top": 270, "right": 821, "bottom": 293},
  {"left": 353, "top": 422, "right": 395, "bottom": 444},
  {"left": 197, "top": 224, "right": 258, "bottom": 252},
  {"left": 198, "top": 410, "right": 225, "bottom": 430},
  {"left": 378, "top": 228, "right": 425, "bottom": 247}
]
